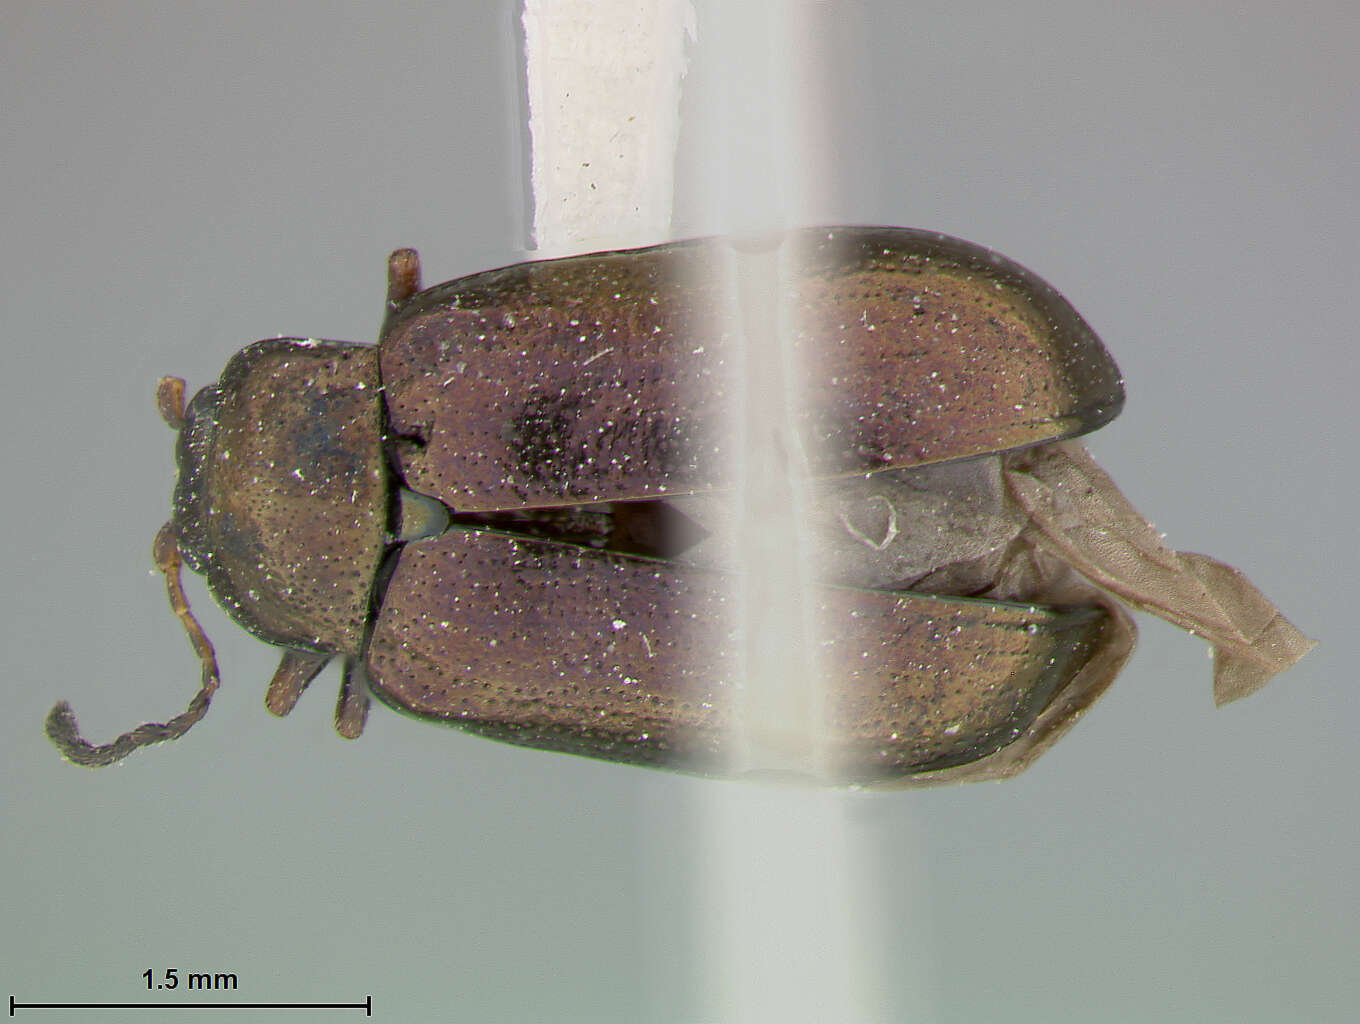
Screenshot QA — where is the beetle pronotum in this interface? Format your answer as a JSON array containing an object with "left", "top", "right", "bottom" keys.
[{"left": 46, "top": 227, "right": 1313, "bottom": 783}]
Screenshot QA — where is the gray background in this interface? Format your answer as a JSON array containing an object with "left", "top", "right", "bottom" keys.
[{"left": 2, "top": 2, "right": 1354, "bottom": 1022}]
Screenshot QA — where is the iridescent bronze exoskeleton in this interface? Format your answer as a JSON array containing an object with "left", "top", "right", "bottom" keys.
[{"left": 46, "top": 228, "right": 1313, "bottom": 783}]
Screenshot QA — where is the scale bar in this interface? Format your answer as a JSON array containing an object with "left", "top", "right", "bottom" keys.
[{"left": 11, "top": 995, "right": 371, "bottom": 1015}]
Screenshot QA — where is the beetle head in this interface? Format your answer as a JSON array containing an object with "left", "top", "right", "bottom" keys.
[{"left": 165, "top": 339, "right": 389, "bottom": 656}]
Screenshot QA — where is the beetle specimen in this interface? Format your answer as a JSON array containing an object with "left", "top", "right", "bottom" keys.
[{"left": 46, "top": 228, "right": 1313, "bottom": 783}]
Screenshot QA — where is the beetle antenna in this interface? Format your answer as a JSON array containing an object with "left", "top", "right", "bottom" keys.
[
  {"left": 45, "top": 522, "right": 221, "bottom": 767},
  {"left": 156, "top": 376, "right": 187, "bottom": 430}
]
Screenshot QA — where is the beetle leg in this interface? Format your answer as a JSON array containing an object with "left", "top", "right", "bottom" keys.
[
  {"left": 265, "top": 650, "right": 333, "bottom": 717},
  {"left": 45, "top": 523, "right": 221, "bottom": 767},
  {"left": 334, "top": 658, "right": 370, "bottom": 739},
  {"left": 381, "top": 248, "right": 422, "bottom": 338}
]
